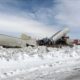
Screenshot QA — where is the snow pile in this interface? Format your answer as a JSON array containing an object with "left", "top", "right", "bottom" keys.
[{"left": 0, "top": 46, "right": 80, "bottom": 79}]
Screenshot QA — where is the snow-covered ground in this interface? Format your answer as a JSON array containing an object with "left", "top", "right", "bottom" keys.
[{"left": 0, "top": 46, "right": 80, "bottom": 80}]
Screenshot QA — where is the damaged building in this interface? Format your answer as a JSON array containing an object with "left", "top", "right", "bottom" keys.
[
  {"left": 37, "top": 28, "right": 74, "bottom": 47},
  {"left": 0, "top": 27, "right": 79, "bottom": 48}
]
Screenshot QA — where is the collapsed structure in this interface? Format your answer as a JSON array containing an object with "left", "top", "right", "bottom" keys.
[
  {"left": 0, "top": 33, "right": 37, "bottom": 48},
  {"left": 0, "top": 34, "right": 26, "bottom": 48},
  {"left": 0, "top": 27, "right": 79, "bottom": 48},
  {"left": 37, "top": 28, "right": 73, "bottom": 47}
]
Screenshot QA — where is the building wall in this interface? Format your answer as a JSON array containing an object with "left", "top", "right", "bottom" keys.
[{"left": 0, "top": 34, "right": 27, "bottom": 47}]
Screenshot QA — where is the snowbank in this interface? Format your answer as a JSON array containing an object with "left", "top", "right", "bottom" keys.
[{"left": 0, "top": 45, "right": 80, "bottom": 79}]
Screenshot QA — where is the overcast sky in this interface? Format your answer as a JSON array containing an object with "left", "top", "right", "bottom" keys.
[{"left": 0, "top": 0, "right": 79, "bottom": 38}]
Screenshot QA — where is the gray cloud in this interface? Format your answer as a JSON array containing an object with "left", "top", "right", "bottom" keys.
[{"left": 0, "top": 0, "right": 79, "bottom": 38}]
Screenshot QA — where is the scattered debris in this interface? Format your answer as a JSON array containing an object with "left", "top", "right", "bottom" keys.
[{"left": 37, "top": 28, "right": 77, "bottom": 47}]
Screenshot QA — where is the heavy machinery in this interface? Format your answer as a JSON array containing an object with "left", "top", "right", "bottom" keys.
[{"left": 37, "top": 28, "right": 73, "bottom": 47}]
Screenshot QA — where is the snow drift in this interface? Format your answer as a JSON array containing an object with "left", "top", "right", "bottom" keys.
[{"left": 0, "top": 46, "right": 80, "bottom": 79}]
